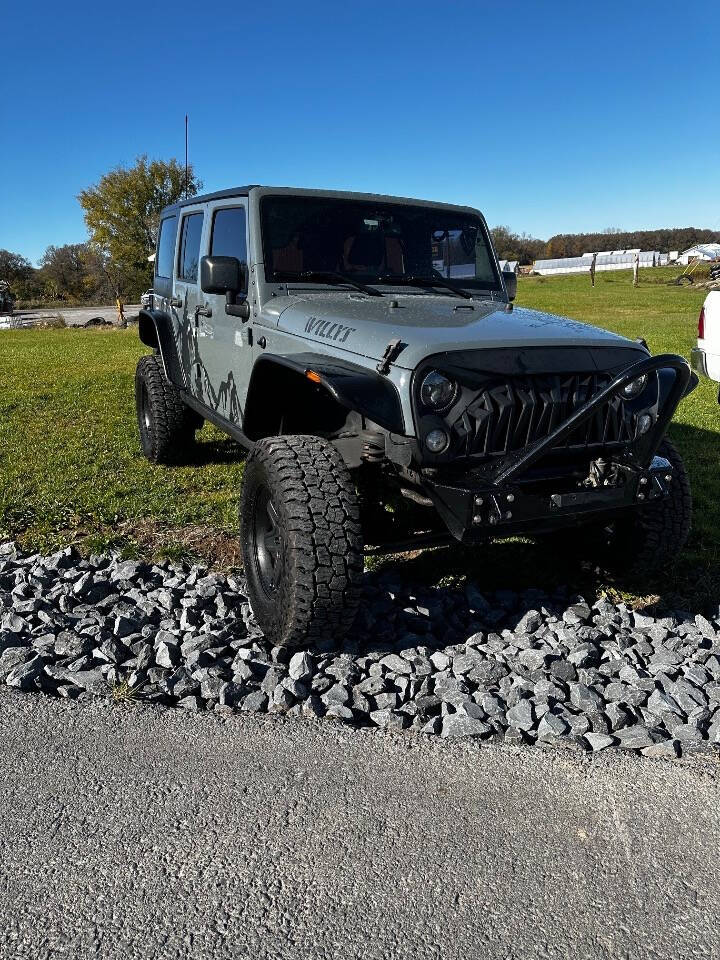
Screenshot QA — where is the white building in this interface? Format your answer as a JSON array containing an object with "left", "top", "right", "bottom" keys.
[
  {"left": 676, "top": 243, "right": 720, "bottom": 265},
  {"left": 533, "top": 256, "right": 592, "bottom": 276},
  {"left": 533, "top": 251, "right": 664, "bottom": 276}
]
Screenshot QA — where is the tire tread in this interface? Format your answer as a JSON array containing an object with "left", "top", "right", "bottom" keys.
[
  {"left": 135, "top": 354, "right": 197, "bottom": 463},
  {"left": 241, "top": 435, "right": 363, "bottom": 646}
]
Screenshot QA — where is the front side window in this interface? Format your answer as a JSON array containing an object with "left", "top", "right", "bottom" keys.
[
  {"left": 156, "top": 215, "right": 178, "bottom": 279},
  {"left": 211, "top": 206, "right": 248, "bottom": 263},
  {"left": 178, "top": 212, "right": 204, "bottom": 283},
  {"left": 261, "top": 196, "right": 500, "bottom": 291}
]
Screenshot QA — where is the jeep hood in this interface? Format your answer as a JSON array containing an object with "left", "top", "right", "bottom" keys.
[{"left": 269, "top": 293, "right": 637, "bottom": 369}]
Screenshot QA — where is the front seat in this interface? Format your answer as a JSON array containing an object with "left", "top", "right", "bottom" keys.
[{"left": 343, "top": 232, "right": 385, "bottom": 274}]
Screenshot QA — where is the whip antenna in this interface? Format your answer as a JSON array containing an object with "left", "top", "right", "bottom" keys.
[{"left": 185, "top": 114, "right": 189, "bottom": 198}]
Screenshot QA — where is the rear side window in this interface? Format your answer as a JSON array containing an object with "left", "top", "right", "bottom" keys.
[
  {"left": 155, "top": 216, "right": 178, "bottom": 279},
  {"left": 210, "top": 207, "right": 248, "bottom": 264},
  {"left": 178, "top": 212, "right": 204, "bottom": 283}
]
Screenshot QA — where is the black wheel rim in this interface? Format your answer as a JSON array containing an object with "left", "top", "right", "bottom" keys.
[
  {"left": 252, "top": 486, "right": 282, "bottom": 595},
  {"left": 139, "top": 381, "right": 153, "bottom": 440}
]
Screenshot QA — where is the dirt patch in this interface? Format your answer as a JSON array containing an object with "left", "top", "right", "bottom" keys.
[{"left": 115, "top": 519, "right": 243, "bottom": 569}]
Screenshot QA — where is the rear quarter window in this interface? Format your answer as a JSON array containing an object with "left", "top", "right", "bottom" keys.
[{"left": 156, "top": 216, "right": 178, "bottom": 279}]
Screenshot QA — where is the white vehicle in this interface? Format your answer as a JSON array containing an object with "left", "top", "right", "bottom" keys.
[{"left": 692, "top": 291, "right": 720, "bottom": 385}]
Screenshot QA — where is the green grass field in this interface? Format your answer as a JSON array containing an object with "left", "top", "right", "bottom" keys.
[{"left": 0, "top": 268, "right": 715, "bottom": 606}]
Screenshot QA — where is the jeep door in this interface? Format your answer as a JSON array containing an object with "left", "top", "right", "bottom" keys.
[
  {"left": 194, "top": 200, "right": 252, "bottom": 426},
  {"left": 173, "top": 203, "right": 209, "bottom": 404}
]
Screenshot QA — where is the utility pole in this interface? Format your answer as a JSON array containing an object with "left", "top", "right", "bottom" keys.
[{"left": 185, "top": 114, "right": 189, "bottom": 199}]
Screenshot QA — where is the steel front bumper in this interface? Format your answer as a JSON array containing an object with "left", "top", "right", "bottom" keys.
[
  {"left": 425, "top": 455, "right": 674, "bottom": 541},
  {"left": 420, "top": 353, "right": 692, "bottom": 541}
]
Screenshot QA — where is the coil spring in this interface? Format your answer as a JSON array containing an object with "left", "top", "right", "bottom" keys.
[{"left": 362, "top": 435, "right": 385, "bottom": 463}]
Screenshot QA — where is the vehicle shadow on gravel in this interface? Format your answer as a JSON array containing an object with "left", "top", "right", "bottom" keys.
[
  {"left": 344, "top": 551, "right": 594, "bottom": 659},
  {"left": 343, "top": 558, "right": 576, "bottom": 659},
  {"left": 358, "top": 532, "right": 717, "bottom": 659}
]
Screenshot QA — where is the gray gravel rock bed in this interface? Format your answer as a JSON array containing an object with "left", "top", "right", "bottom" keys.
[{"left": 1, "top": 541, "right": 720, "bottom": 759}]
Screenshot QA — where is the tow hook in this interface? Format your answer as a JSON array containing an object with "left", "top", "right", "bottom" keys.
[{"left": 637, "top": 458, "right": 673, "bottom": 502}]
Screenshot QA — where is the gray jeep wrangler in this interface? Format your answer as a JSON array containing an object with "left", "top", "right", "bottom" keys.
[{"left": 136, "top": 186, "right": 695, "bottom": 645}]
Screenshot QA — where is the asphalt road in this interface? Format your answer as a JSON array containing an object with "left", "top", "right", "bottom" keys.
[{"left": 1, "top": 690, "right": 719, "bottom": 960}]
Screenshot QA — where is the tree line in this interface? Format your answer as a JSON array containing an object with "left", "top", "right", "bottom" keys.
[
  {"left": 1, "top": 243, "right": 124, "bottom": 304},
  {"left": 492, "top": 225, "right": 720, "bottom": 265},
  {"left": 542, "top": 227, "right": 720, "bottom": 260}
]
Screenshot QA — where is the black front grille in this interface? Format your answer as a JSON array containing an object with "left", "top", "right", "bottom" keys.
[{"left": 449, "top": 372, "right": 631, "bottom": 458}]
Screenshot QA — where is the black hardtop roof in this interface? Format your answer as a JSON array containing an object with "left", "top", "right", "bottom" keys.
[
  {"left": 159, "top": 186, "right": 482, "bottom": 220},
  {"left": 161, "top": 186, "right": 259, "bottom": 217}
]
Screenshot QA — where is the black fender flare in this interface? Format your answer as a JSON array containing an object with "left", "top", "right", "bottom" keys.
[
  {"left": 246, "top": 352, "right": 405, "bottom": 434},
  {"left": 138, "top": 309, "right": 186, "bottom": 388}
]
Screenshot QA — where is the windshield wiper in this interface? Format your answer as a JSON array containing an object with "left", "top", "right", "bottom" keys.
[
  {"left": 378, "top": 272, "right": 472, "bottom": 300},
  {"left": 287, "top": 270, "right": 383, "bottom": 297}
]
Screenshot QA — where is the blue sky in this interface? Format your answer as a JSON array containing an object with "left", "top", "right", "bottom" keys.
[{"left": 2, "top": 0, "right": 718, "bottom": 264}]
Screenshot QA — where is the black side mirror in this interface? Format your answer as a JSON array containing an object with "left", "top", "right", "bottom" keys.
[
  {"left": 503, "top": 269, "right": 517, "bottom": 302},
  {"left": 200, "top": 255, "right": 247, "bottom": 295},
  {"left": 200, "top": 256, "right": 251, "bottom": 321}
]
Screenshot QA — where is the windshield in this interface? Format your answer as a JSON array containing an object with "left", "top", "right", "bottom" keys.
[{"left": 260, "top": 196, "right": 501, "bottom": 292}]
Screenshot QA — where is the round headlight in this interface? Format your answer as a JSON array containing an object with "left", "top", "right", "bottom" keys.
[
  {"left": 421, "top": 370, "right": 458, "bottom": 411},
  {"left": 425, "top": 428, "right": 450, "bottom": 454},
  {"left": 622, "top": 374, "right": 648, "bottom": 399}
]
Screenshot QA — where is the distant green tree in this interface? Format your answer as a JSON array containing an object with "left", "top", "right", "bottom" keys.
[
  {"left": 36, "top": 243, "right": 119, "bottom": 303},
  {"left": 39, "top": 244, "right": 90, "bottom": 301},
  {"left": 491, "top": 226, "right": 546, "bottom": 265},
  {"left": 78, "top": 156, "right": 202, "bottom": 300},
  {"left": 0, "top": 249, "right": 36, "bottom": 298}
]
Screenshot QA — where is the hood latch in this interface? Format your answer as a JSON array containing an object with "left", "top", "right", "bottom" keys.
[{"left": 376, "top": 338, "right": 404, "bottom": 376}]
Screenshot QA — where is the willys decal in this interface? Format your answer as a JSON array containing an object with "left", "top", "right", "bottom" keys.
[{"left": 304, "top": 316, "right": 356, "bottom": 343}]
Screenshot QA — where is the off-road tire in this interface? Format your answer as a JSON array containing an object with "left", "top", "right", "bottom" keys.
[
  {"left": 606, "top": 437, "right": 692, "bottom": 572},
  {"left": 135, "top": 354, "right": 199, "bottom": 463},
  {"left": 240, "top": 435, "right": 363, "bottom": 646}
]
